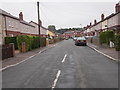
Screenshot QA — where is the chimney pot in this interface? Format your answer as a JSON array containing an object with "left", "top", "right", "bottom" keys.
[
  {"left": 115, "top": 3, "right": 120, "bottom": 13},
  {"left": 101, "top": 14, "right": 104, "bottom": 21},
  {"left": 19, "top": 12, "right": 23, "bottom": 20},
  {"left": 90, "top": 22, "right": 92, "bottom": 26},
  {"left": 94, "top": 19, "right": 97, "bottom": 24}
]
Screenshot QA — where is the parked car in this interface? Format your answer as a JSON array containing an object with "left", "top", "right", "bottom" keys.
[
  {"left": 75, "top": 37, "right": 87, "bottom": 46},
  {"left": 65, "top": 38, "right": 69, "bottom": 40},
  {"left": 73, "top": 37, "right": 77, "bottom": 41}
]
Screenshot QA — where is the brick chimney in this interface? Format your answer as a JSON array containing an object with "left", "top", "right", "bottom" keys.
[
  {"left": 101, "top": 14, "right": 104, "bottom": 21},
  {"left": 90, "top": 22, "right": 92, "bottom": 26},
  {"left": 87, "top": 25, "right": 90, "bottom": 28},
  {"left": 39, "top": 19, "right": 42, "bottom": 26},
  {"left": 19, "top": 12, "right": 23, "bottom": 20},
  {"left": 94, "top": 19, "right": 97, "bottom": 24},
  {"left": 115, "top": 3, "right": 120, "bottom": 13}
]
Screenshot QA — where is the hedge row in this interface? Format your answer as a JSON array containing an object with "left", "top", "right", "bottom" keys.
[
  {"left": 5, "top": 37, "right": 18, "bottom": 49},
  {"left": 17, "top": 35, "right": 46, "bottom": 52},
  {"left": 49, "top": 37, "right": 63, "bottom": 44},
  {"left": 99, "top": 30, "right": 115, "bottom": 45},
  {"left": 115, "top": 33, "right": 120, "bottom": 51}
]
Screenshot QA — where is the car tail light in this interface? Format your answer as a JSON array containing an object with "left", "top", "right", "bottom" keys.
[{"left": 78, "top": 40, "right": 81, "bottom": 42}]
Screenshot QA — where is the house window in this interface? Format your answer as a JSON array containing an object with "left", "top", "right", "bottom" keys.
[{"left": 9, "top": 34, "right": 14, "bottom": 37}]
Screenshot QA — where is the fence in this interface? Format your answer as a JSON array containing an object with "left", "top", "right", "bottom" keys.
[{"left": 2, "top": 43, "right": 15, "bottom": 60}]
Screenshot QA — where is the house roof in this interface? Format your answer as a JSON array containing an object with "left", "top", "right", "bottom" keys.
[
  {"left": 87, "top": 11, "right": 120, "bottom": 29},
  {"left": 0, "top": 8, "right": 35, "bottom": 27},
  {"left": 20, "top": 20, "right": 35, "bottom": 27},
  {"left": 0, "top": 8, "right": 19, "bottom": 20},
  {"left": 30, "top": 21, "right": 38, "bottom": 25},
  {"left": 30, "top": 21, "right": 48, "bottom": 30}
]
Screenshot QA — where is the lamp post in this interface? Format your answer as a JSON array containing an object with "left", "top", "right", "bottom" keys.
[
  {"left": 37, "top": 2, "right": 41, "bottom": 48},
  {"left": 79, "top": 24, "right": 83, "bottom": 36},
  {"left": 80, "top": 24, "right": 82, "bottom": 30}
]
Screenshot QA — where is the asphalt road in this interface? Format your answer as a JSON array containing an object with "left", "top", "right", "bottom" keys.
[{"left": 2, "top": 39, "right": 118, "bottom": 88}]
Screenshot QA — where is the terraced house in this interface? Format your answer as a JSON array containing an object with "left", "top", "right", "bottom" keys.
[
  {"left": 0, "top": 9, "right": 52, "bottom": 45},
  {"left": 83, "top": 2, "right": 120, "bottom": 36},
  {"left": 29, "top": 21, "right": 48, "bottom": 37}
]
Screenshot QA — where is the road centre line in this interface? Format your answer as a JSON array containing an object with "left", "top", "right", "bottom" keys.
[
  {"left": 62, "top": 54, "right": 67, "bottom": 63},
  {"left": 52, "top": 70, "right": 61, "bottom": 89},
  {"left": 52, "top": 54, "right": 67, "bottom": 89}
]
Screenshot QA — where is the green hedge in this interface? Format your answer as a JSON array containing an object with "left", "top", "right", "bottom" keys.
[
  {"left": 17, "top": 35, "right": 46, "bottom": 52},
  {"left": 32, "top": 36, "right": 39, "bottom": 49},
  {"left": 49, "top": 39, "right": 54, "bottom": 44},
  {"left": 115, "top": 33, "right": 120, "bottom": 51},
  {"left": 17, "top": 35, "right": 31, "bottom": 52},
  {"left": 49, "top": 37, "right": 63, "bottom": 44},
  {"left": 32, "top": 36, "right": 46, "bottom": 48},
  {"left": 40, "top": 37, "right": 46, "bottom": 47},
  {"left": 99, "top": 30, "right": 115, "bottom": 45},
  {"left": 5, "top": 37, "right": 18, "bottom": 49}
]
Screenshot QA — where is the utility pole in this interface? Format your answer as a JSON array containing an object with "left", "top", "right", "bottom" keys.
[{"left": 37, "top": 2, "right": 41, "bottom": 48}]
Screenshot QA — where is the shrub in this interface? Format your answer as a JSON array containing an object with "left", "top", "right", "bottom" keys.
[
  {"left": 49, "top": 39, "right": 54, "bottom": 44},
  {"left": 28, "top": 35, "right": 34, "bottom": 51},
  {"left": 49, "top": 37, "right": 63, "bottom": 44},
  {"left": 32, "top": 36, "right": 39, "bottom": 49},
  {"left": 17, "top": 35, "right": 46, "bottom": 52},
  {"left": 99, "top": 30, "right": 115, "bottom": 45},
  {"left": 115, "top": 33, "right": 120, "bottom": 51},
  {"left": 17, "top": 35, "right": 31, "bottom": 52},
  {"left": 40, "top": 37, "right": 46, "bottom": 47},
  {"left": 5, "top": 37, "right": 18, "bottom": 49}
]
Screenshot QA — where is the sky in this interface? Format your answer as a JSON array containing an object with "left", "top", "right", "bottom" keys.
[{"left": 0, "top": 0, "right": 119, "bottom": 29}]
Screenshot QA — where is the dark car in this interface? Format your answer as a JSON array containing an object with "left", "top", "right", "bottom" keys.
[{"left": 75, "top": 37, "right": 87, "bottom": 46}]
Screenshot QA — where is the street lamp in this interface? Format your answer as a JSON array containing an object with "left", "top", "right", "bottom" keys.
[
  {"left": 80, "top": 24, "right": 82, "bottom": 28},
  {"left": 80, "top": 24, "right": 83, "bottom": 31}
]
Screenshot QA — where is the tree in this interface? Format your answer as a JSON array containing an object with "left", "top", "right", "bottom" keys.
[{"left": 48, "top": 25, "right": 56, "bottom": 32}]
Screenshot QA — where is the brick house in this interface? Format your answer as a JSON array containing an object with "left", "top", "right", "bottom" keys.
[
  {"left": 0, "top": 9, "right": 51, "bottom": 45},
  {"left": 29, "top": 21, "right": 48, "bottom": 37},
  {"left": 63, "top": 31, "right": 75, "bottom": 38},
  {"left": 63, "top": 30, "right": 82, "bottom": 38},
  {"left": 0, "top": 9, "right": 36, "bottom": 44},
  {"left": 83, "top": 2, "right": 120, "bottom": 36}
]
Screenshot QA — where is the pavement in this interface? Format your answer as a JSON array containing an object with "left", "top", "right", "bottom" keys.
[
  {"left": 2, "top": 39, "right": 118, "bottom": 88},
  {"left": 2, "top": 44, "right": 56, "bottom": 69},
  {"left": 87, "top": 43, "right": 119, "bottom": 62}
]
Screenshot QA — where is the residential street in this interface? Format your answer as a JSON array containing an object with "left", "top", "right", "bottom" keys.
[{"left": 2, "top": 39, "right": 118, "bottom": 88}]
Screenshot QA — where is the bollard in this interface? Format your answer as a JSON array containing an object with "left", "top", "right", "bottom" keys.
[
  {"left": 22, "top": 42, "right": 26, "bottom": 53},
  {"left": 46, "top": 38, "right": 49, "bottom": 46},
  {"left": 9, "top": 43, "right": 15, "bottom": 57}
]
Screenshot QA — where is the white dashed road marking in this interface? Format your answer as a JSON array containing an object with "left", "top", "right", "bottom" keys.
[
  {"left": 52, "top": 54, "right": 67, "bottom": 89},
  {"left": 52, "top": 70, "right": 61, "bottom": 89},
  {"left": 62, "top": 54, "right": 67, "bottom": 63}
]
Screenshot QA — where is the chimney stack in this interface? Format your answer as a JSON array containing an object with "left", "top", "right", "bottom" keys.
[
  {"left": 101, "top": 14, "right": 104, "bottom": 21},
  {"left": 39, "top": 19, "right": 42, "bottom": 26},
  {"left": 115, "top": 3, "right": 120, "bottom": 13},
  {"left": 90, "top": 22, "right": 92, "bottom": 26},
  {"left": 19, "top": 12, "right": 23, "bottom": 20},
  {"left": 94, "top": 19, "right": 97, "bottom": 24},
  {"left": 87, "top": 25, "right": 90, "bottom": 28}
]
